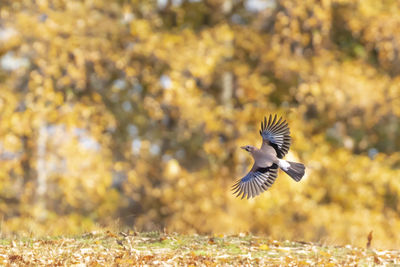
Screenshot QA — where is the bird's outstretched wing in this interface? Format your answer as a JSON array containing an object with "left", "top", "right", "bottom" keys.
[
  {"left": 231, "top": 164, "right": 278, "bottom": 199},
  {"left": 260, "top": 114, "right": 291, "bottom": 158}
]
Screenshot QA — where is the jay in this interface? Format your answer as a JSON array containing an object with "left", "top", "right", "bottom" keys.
[{"left": 232, "top": 115, "right": 305, "bottom": 199}]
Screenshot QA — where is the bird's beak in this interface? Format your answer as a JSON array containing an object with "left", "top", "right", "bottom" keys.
[{"left": 240, "top": 146, "right": 246, "bottom": 150}]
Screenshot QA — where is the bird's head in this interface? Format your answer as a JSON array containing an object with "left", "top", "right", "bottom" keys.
[{"left": 241, "top": 145, "right": 256, "bottom": 153}]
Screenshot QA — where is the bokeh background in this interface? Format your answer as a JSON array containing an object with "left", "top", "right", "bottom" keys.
[{"left": 1, "top": 0, "right": 400, "bottom": 248}]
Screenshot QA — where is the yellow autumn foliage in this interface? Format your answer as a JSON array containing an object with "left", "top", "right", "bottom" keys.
[{"left": 0, "top": 0, "right": 399, "bottom": 248}]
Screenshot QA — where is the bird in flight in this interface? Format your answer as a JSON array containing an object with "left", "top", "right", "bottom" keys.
[{"left": 232, "top": 114, "right": 305, "bottom": 199}]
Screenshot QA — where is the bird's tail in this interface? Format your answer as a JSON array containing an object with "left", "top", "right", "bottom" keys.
[{"left": 278, "top": 160, "right": 305, "bottom": 182}]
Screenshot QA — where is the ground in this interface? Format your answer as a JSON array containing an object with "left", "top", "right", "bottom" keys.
[{"left": 1, "top": 231, "right": 399, "bottom": 266}]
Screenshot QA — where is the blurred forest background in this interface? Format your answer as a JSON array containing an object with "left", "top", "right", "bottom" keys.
[{"left": 1, "top": 0, "right": 400, "bottom": 248}]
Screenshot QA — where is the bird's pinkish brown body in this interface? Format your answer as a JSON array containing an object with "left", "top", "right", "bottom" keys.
[{"left": 241, "top": 145, "right": 278, "bottom": 170}]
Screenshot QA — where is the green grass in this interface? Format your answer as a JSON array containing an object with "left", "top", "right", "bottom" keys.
[{"left": 0, "top": 231, "right": 399, "bottom": 265}]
